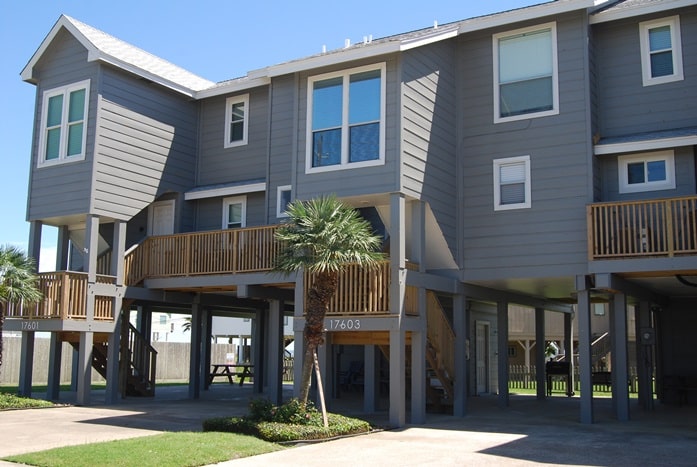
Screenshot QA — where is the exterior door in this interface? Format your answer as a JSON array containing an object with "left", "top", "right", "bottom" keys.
[
  {"left": 149, "top": 200, "right": 175, "bottom": 236},
  {"left": 475, "top": 321, "right": 490, "bottom": 395}
]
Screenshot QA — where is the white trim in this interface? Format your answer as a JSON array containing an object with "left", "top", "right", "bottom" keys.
[
  {"left": 305, "top": 62, "right": 386, "bottom": 174},
  {"left": 184, "top": 182, "right": 266, "bottom": 201},
  {"left": 195, "top": 77, "right": 270, "bottom": 99},
  {"left": 276, "top": 185, "right": 292, "bottom": 218},
  {"left": 37, "top": 79, "right": 91, "bottom": 168},
  {"left": 639, "top": 16, "right": 683, "bottom": 87},
  {"left": 594, "top": 134, "right": 697, "bottom": 155},
  {"left": 590, "top": 0, "right": 695, "bottom": 24},
  {"left": 618, "top": 150, "right": 676, "bottom": 194},
  {"left": 222, "top": 195, "right": 247, "bottom": 229},
  {"left": 224, "top": 94, "right": 249, "bottom": 148},
  {"left": 493, "top": 155, "right": 532, "bottom": 211},
  {"left": 492, "top": 22, "right": 559, "bottom": 124}
]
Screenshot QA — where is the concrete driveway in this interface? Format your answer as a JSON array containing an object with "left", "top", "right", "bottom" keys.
[{"left": 1, "top": 385, "right": 696, "bottom": 466}]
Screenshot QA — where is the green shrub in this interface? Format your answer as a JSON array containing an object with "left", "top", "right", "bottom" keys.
[{"left": 203, "top": 398, "right": 371, "bottom": 442}]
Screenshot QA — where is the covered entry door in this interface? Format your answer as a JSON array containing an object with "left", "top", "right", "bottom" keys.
[
  {"left": 149, "top": 200, "right": 175, "bottom": 236},
  {"left": 475, "top": 321, "right": 490, "bottom": 394}
]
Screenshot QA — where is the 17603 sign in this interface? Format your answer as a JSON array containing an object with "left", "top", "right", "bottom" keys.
[{"left": 327, "top": 318, "right": 361, "bottom": 331}]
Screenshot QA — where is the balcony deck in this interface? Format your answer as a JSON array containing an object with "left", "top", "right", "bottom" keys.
[
  {"left": 9, "top": 226, "right": 418, "bottom": 321},
  {"left": 588, "top": 195, "right": 697, "bottom": 260}
]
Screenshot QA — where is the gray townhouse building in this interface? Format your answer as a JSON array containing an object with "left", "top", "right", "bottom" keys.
[{"left": 7, "top": 0, "right": 697, "bottom": 427}]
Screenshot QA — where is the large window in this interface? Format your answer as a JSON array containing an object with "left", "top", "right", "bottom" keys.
[
  {"left": 224, "top": 94, "right": 249, "bottom": 148},
  {"left": 222, "top": 196, "right": 247, "bottom": 229},
  {"left": 306, "top": 63, "right": 385, "bottom": 173},
  {"left": 38, "top": 79, "right": 90, "bottom": 166},
  {"left": 639, "top": 16, "right": 683, "bottom": 86},
  {"left": 493, "top": 23, "right": 558, "bottom": 123},
  {"left": 618, "top": 151, "right": 675, "bottom": 193},
  {"left": 493, "top": 155, "right": 531, "bottom": 211}
]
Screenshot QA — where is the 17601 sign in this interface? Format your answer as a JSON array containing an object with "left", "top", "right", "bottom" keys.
[
  {"left": 21, "top": 321, "right": 39, "bottom": 331},
  {"left": 327, "top": 318, "right": 361, "bottom": 331}
]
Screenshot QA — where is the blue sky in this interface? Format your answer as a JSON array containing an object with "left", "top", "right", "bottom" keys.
[{"left": 0, "top": 0, "right": 539, "bottom": 270}]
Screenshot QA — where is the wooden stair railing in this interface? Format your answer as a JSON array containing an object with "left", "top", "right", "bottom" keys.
[
  {"left": 591, "top": 332, "right": 611, "bottom": 367},
  {"left": 121, "top": 321, "right": 157, "bottom": 397},
  {"left": 426, "top": 291, "right": 455, "bottom": 401}
]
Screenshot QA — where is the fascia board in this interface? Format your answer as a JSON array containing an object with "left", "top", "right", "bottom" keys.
[
  {"left": 195, "top": 77, "right": 272, "bottom": 99},
  {"left": 590, "top": 0, "right": 696, "bottom": 24},
  {"left": 594, "top": 135, "right": 697, "bottom": 155},
  {"left": 184, "top": 182, "right": 267, "bottom": 201}
]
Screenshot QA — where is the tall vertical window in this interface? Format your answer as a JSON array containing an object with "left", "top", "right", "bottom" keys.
[
  {"left": 493, "top": 23, "right": 558, "bottom": 123},
  {"left": 222, "top": 196, "right": 247, "bottom": 229},
  {"left": 277, "top": 185, "right": 292, "bottom": 218},
  {"left": 640, "top": 16, "right": 683, "bottom": 86},
  {"left": 493, "top": 156, "right": 531, "bottom": 211},
  {"left": 224, "top": 94, "right": 249, "bottom": 148},
  {"left": 306, "top": 63, "right": 385, "bottom": 173},
  {"left": 39, "top": 79, "right": 90, "bottom": 166}
]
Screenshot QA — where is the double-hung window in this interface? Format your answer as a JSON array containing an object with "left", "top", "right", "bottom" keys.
[
  {"left": 306, "top": 63, "right": 385, "bottom": 173},
  {"left": 277, "top": 185, "right": 292, "bottom": 218},
  {"left": 618, "top": 151, "right": 675, "bottom": 193},
  {"left": 224, "top": 94, "right": 249, "bottom": 148},
  {"left": 639, "top": 16, "right": 683, "bottom": 86},
  {"left": 493, "top": 23, "right": 558, "bottom": 123},
  {"left": 222, "top": 196, "right": 247, "bottom": 229},
  {"left": 39, "top": 79, "right": 90, "bottom": 166},
  {"left": 493, "top": 156, "right": 531, "bottom": 211}
]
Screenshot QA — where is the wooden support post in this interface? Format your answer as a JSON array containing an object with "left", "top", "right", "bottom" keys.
[
  {"left": 497, "top": 300, "right": 509, "bottom": 407},
  {"left": 576, "top": 276, "right": 594, "bottom": 424},
  {"left": 267, "top": 300, "right": 284, "bottom": 405},
  {"left": 18, "top": 331, "right": 35, "bottom": 397},
  {"left": 188, "top": 297, "right": 201, "bottom": 399},
  {"left": 535, "top": 308, "right": 546, "bottom": 400},
  {"left": 453, "top": 294, "right": 468, "bottom": 416},
  {"left": 47, "top": 332, "right": 63, "bottom": 400},
  {"left": 564, "top": 312, "right": 574, "bottom": 396},
  {"left": 76, "top": 331, "right": 94, "bottom": 405},
  {"left": 611, "top": 293, "right": 630, "bottom": 421}
]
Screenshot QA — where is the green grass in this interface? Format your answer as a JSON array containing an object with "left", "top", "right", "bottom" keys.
[
  {"left": 3, "top": 431, "right": 283, "bottom": 467},
  {"left": 509, "top": 386, "right": 639, "bottom": 398}
]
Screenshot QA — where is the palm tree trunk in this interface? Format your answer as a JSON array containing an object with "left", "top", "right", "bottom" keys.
[{"left": 298, "top": 343, "right": 316, "bottom": 404}]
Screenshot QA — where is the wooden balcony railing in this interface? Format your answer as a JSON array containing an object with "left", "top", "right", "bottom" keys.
[
  {"left": 5, "top": 272, "right": 115, "bottom": 320},
  {"left": 124, "top": 225, "right": 281, "bottom": 284},
  {"left": 588, "top": 195, "right": 697, "bottom": 260}
]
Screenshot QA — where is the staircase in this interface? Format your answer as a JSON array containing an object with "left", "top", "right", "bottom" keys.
[
  {"left": 60, "top": 322, "right": 157, "bottom": 397},
  {"left": 591, "top": 332, "right": 611, "bottom": 368}
]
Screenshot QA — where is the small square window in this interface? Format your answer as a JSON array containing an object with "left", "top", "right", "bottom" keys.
[
  {"left": 224, "top": 94, "right": 249, "bottom": 148},
  {"left": 222, "top": 196, "right": 247, "bottom": 229},
  {"left": 493, "top": 155, "right": 531, "bottom": 211},
  {"left": 277, "top": 185, "right": 292, "bottom": 218},
  {"left": 618, "top": 151, "right": 675, "bottom": 193},
  {"left": 639, "top": 16, "right": 683, "bottom": 86}
]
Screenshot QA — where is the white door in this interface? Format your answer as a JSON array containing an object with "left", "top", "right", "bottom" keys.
[
  {"left": 475, "top": 321, "right": 490, "bottom": 394},
  {"left": 149, "top": 200, "right": 175, "bottom": 236}
]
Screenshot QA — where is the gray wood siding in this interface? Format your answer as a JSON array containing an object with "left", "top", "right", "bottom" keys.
[
  {"left": 401, "top": 40, "right": 458, "bottom": 254},
  {"left": 197, "top": 87, "right": 269, "bottom": 185},
  {"left": 93, "top": 67, "right": 198, "bottom": 221},
  {"left": 459, "top": 12, "right": 592, "bottom": 281},
  {"left": 194, "top": 192, "right": 266, "bottom": 231},
  {"left": 27, "top": 28, "right": 97, "bottom": 221},
  {"left": 267, "top": 75, "right": 296, "bottom": 223},
  {"left": 600, "top": 146, "right": 696, "bottom": 201},
  {"left": 594, "top": 6, "right": 697, "bottom": 138},
  {"left": 293, "top": 57, "right": 400, "bottom": 200}
]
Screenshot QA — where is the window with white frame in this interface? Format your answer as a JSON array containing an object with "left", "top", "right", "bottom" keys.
[
  {"left": 493, "top": 23, "right": 558, "bottom": 123},
  {"left": 276, "top": 185, "right": 292, "bottom": 218},
  {"left": 224, "top": 94, "right": 249, "bottom": 148},
  {"left": 493, "top": 155, "right": 531, "bottom": 211},
  {"left": 639, "top": 16, "right": 683, "bottom": 86},
  {"left": 38, "top": 79, "right": 90, "bottom": 166},
  {"left": 306, "top": 63, "right": 385, "bottom": 173},
  {"left": 222, "top": 196, "right": 247, "bottom": 229},
  {"left": 618, "top": 151, "right": 675, "bottom": 193}
]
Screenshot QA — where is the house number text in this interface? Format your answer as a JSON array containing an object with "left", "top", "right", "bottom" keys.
[
  {"left": 328, "top": 319, "right": 361, "bottom": 330},
  {"left": 21, "top": 321, "right": 39, "bottom": 331}
]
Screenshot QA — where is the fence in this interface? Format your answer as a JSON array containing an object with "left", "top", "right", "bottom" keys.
[{"left": 509, "top": 364, "right": 641, "bottom": 393}]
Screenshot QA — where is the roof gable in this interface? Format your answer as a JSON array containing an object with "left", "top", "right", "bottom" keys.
[{"left": 21, "top": 15, "right": 215, "bottom": 97}]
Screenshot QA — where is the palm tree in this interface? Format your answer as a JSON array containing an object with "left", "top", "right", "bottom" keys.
[
  {"left": 0, "top": 245, "right": 42, "bottom": 368},
  {"left": 273, "top": 195, "right": 384, "bottom": 409}
]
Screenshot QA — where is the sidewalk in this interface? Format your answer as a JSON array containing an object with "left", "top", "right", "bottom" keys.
[{"left": 1, "top": 385, "right": 696, "bottom": 466}]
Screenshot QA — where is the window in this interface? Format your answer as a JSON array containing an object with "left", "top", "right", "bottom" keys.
[
  {"left": 306, "top": 63, "right": 385, "bottom": 173},
  {"left": 493, "top": 23, "right": 558, "bottom": 123},
  {"left": 618, "top": 151, "right": 675, "bottom": 193},
  {"left": 222, "top": 196, "right": 247, "bottom": 229},
  {"left": 640, "top": 16, "right": 683, "bottom": 86},
  {"left": 224, "top": 94, "right": 249, "bottom": 148},
  {"left": 493, "top": 156, "right": 531, "bottom": 211},
  {"left": 38, "top": 79, "right": 90, "bottom": 166},
  {"left": 277, "top": 185, "right": 292, "bottom": 218}
]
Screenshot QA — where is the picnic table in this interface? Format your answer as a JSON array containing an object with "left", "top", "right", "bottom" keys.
[{"left": 209, "top": 363, "right": 254, "bottom": 386}]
